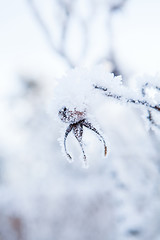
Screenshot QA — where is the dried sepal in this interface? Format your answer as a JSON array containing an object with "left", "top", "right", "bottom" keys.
[{"left": 59, "top": 107, "right": 107, "bottom": 164}]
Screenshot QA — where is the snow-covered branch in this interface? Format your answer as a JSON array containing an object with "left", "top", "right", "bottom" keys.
[
  {"left": 55, "top": 67, "right": 160, "bottom": 165},
  {"left": 94, "top": 82, "right": 160, "bottom": 132},
  {"left": 94, "top": 84, "right": 160, "bottom": 113}
]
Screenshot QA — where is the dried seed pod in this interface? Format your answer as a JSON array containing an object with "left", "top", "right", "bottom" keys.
[
  {"left": 58, "top": 107, "right": 86, "bottom": 123},
  {"left": 58, "top": 107, "right": 107, "bottom": 164}
]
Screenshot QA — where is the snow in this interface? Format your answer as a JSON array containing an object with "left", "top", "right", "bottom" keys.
[{"left": 0, "top": 0, "right": 160, "bottom": 240}]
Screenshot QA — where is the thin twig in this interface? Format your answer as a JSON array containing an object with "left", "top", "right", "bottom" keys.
[
  {"left": 147, "top": 110, "right": 160, "bottom": 129},
  {"left": 141, "top": 83, "right": 160, "bottom": 129},
  {"left": 94, "top": 85, "right": 160, "bottom": 112},
  {"left": 27, "top": 0, "right": 74, "bottom": 68}
]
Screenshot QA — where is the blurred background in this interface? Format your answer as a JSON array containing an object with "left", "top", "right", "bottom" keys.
[{"left": 0, "top": 0, "right": 160, "bottom": 239}]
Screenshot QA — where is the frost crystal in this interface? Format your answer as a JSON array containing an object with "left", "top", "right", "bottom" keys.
[
  {"left": 53, "top": 66, "right": 111, "bottom": 164},
  {"left": 53, "top": 66, "right": 160, "bottom": 165}
]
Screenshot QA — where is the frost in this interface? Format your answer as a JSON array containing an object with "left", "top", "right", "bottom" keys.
[
  {"left": 52, "top": 66, "right": 118, "bottom": 164},
  {"left": 1, "top": 0, "right": 160, "bottom": 239},
  {"left": 51, "top": 66, "right": 160, "bottom": 166},
  {"left": 52, "top": 66, "right": 123, "bottom": 119}
]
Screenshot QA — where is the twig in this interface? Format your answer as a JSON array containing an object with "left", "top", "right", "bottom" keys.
[
  {"left": 27, "top": 0, "right": 74, "bottom": 68},
  {"left": 94, "top": 85, "right": 160, "bottom": 113},
  {"left": 141, "top": 83, "right": 160, "bottom": 129},
  {"left": 147, "top": 110, "right": 160, "bottom": 129}
]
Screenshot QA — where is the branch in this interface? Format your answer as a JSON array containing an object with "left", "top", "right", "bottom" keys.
[
  {"left": 147, "top": 110, "right": 160, "bottom": 130},
  {"left": 27, "top": 0, "right": 74, "bottom": 68},
  {"left": 141, "top": 83, "right": 160, "bottom": 129},
  {"left": 106, "top": 0, "right": 128, "bottom": 77},
  {"left": 94, "top": 85, "right": 160, "bottom": 113}
]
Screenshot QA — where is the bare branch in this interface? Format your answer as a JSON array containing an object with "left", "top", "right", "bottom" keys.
[
  {"left": 94, "top": 84, "right": 160, "bottom": 113},
  {"left": 147, "top": 110, "right": 160, "bottom": 129},
  {"left": 106, "top": 0, "right": 128, "bottom": 76},
  {"left": 141, "top": 83, "right": 160, "bottom": 129},
  {"left": 27, "top": 0, "right": 74, "bottom": 68}
]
